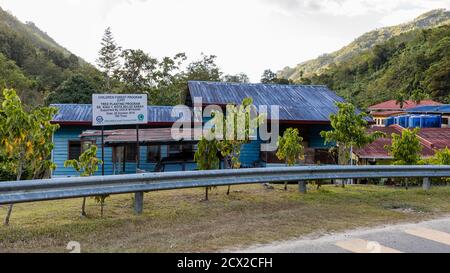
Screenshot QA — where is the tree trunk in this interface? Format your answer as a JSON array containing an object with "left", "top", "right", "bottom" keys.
[
  {"left": 100, "top": 200, "right": 104, "bottom": 218},
  {"left": 81, "top": 198, "right": 87, "bottom": 217},
  {"left": 4, "top": 163, "right": 23, "bottom": 226},
  {"left": 4, "top": 204, "right": 13, "bottom": 226}
]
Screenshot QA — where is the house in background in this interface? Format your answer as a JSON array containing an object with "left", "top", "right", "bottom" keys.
[
  {"left": 368, "top": 100, "right": 442, "bottom": 127},
  {"left": 354, "top": 125, "right": 450, "bottom": 165},
  {"left": 50, "top": 81, "right": 364, "bottom": 177}
]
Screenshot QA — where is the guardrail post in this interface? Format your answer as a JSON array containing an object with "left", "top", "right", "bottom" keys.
[
  {"left": 422, "top": 178, "right": 431, "bottom": 191},
  {"left": 298, "top": 181, "right": 307, "bottom": 194},
  {"left": 134, "top": 192, "right": 144, "bottom": 214}
]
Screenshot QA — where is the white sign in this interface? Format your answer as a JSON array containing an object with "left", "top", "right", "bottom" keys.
[{"left": 92, "top": 94, "right": 148, "bottom": 126}]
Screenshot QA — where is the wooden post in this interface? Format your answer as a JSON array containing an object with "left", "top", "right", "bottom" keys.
[
  {"left": 298, "top": 181, "right": 307, "bottom": 194},
  {"left": 134, "top": 192, "right": 144, "bottom": 214},
  {"left": 423, "top": 177, "right": 431, "bottom": 191}
]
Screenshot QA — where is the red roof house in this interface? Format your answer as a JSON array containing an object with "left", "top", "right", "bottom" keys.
[{"left": 354, "top": 125, "right": 450, "bottom": 161}]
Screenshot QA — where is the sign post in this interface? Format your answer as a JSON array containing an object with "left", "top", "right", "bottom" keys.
[{"left": 92, "top": 94, "right": 148, "bottom": 175}]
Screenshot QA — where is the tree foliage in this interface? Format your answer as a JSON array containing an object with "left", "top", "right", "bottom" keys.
[
  {"left": 302, "top": 25, "right": 450, "bottom": 108},
  {"left": 276, "top": 128, "right": 305, "bottom": 166},
  {"left": 321, "top": 102, "right": 384, "bottom": 165},
  {"left": 386, "top": 128, "right": 422, "bottom": 165},
  {"left": 46, "top": 74, "right": 98, "bottom": 104},
  {"left": 0, "top": 88, "right": 59, "bottom": 225},
  {"left": 64, "top": 145, "right": 107, "bottom": 217}
]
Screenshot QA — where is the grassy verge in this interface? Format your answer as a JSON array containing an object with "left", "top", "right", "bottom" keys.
[{"left": 1, "top": 184, "right": 450, "bottom": 253}]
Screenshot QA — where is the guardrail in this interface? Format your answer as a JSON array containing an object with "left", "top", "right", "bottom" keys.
[{"left": 1, "top": 165, "right": 449, "bottom": 214}]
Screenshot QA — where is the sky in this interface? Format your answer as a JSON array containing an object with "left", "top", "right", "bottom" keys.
[{"left": 0, "top": 0, "right": 449, "bottom": 82}]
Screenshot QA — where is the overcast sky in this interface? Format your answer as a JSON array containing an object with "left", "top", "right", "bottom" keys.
[{"left": 0, "top": 0, "right": 449, "bottom": 82}]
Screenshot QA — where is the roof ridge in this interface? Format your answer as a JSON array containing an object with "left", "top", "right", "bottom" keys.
[{"left": 188, "top": 80, "right": 328, "bottom": 88}]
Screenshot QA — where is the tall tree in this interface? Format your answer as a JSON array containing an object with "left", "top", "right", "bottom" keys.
[
  {"left": 261, "top": 69, "right": 291, "bottom": 85},
  {"left": 0, "top": 89, "right": 59, "bottom": 225},
  {"left": 223, "top": 73, "right": 250, "bottom": 83},
  {"left": 117, "top": 49, "right": 157, "bottom": 93},
  {"left": 97, "top": 27, "right": 121, "bottom": 90},
  {"left": 321, "top": 102, "right": 384, "bottom": 186},
  {"left": 185, "top": 54, "right": 222, "bottom": 82}
]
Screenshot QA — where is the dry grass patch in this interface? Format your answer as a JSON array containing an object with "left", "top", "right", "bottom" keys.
[{"left": 1, "top": 184, "right": 450, "bottom": 252}]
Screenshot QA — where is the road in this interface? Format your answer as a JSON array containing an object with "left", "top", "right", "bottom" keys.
[{"left": 238, "top": 216, "right": 450, "bottom": 253}]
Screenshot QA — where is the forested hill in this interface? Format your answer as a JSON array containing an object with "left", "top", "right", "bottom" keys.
[
  {"left": 300, "top": 24, "right": 450, "bottom": 109},
  {"left": 0, "top": 6, "right": 101, "bottom": 105},
  {"left": 279, "top": 9, "right": 450, "bottom": 81}
]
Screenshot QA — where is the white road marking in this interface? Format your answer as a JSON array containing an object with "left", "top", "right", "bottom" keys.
[
  {"left": 404, "top": 228, "right": 450, "bottom": 246},
  {"left": 335, "top": 239, "right": 402, "bottom": 253}
]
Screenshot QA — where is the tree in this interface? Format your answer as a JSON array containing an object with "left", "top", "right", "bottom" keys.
[
  {"left": 194, "top": 137, "right": 220, "bottom": 201},
  {"left": 0, "top": 89, "right": 59, "bottom": 225},
  {"left": 321, "top": 102, "right": 384, "bottom": 186},
  {"left": 223, "top": 73, "right": 250, "bottom": 83},
  {"left": 97, "top": 27, "right": 121, "bottom": 90},
  {"left": 213, "top": 98, "right": 265, "bottom": 195},
  {"left": 64, "top": 146, "right": 105, "bottom": 217},
  {"left": 425, "top": 147, "right": 450, "bottom": 185},
  {"left": 184, "top": 54, "right": 222, "bottom": 82},
  {"left": 117, "top": 49, "right": 157, "bottom": 93},
  {"left": 261, "top": 69, "right": 291, "bottom": 85},
  {"left": 276, "top": 128, "right": 305, "bottom": 191},
  {"left": 46, "top": 74, "right": 98, "bottom": 104},
  {"left": 385, "top": 128, "right": 422, "bottom": 189}
]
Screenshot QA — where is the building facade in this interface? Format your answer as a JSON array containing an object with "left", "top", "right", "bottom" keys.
[{"left": 50, "top": 81, "right": 360, "bottom": 177}]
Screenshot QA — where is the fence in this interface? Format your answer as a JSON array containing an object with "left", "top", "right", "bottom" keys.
[{"left": 1, "top": 165, "right": 449, "bottom": 214}]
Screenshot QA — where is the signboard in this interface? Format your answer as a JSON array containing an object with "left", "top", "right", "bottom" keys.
[{"left": 92, "top": 94, "right": 148, "bottom": 126}]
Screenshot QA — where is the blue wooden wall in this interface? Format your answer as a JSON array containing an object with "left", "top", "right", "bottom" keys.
[
  {"left": 52, "top": 126, "right": 198, "bottom": 177},
  {"left": 51, "top": 123, "right": 332, "bottom": 177}
]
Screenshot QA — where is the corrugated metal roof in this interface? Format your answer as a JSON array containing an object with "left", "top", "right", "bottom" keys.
[
  {"left": 407, "top": 105, "right": 450, "bottom": 114},
  {"left": 368, "top": 100, "right": 442, "bottom": 111},
  {"left": 51, "top": 104, "right": 188, "bottom": 124},
  {"left": 187, "top": 81, "right": 351, "bottom": 122},
  {"left": 354, "top": 126, "right": 450, "bottom": 159}
]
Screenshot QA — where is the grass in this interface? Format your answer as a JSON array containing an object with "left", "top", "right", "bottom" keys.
[{"left": 1, "top": 184, "right": 450, "bottom": 253}]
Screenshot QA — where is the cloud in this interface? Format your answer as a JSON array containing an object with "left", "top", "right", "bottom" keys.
[{"left": 260, "top": 0, "right": 449, "bottom": 17}]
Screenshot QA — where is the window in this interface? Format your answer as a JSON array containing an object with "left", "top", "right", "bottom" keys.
[
  {"left": 68, "top": 140, "right": 96, "bottom": 160},
  {"left": 169, "top": 144, "right": 183, "bottom": 156},
  {"left": 125, "top": 145, "right": 138, "bottom": 162},
  {"left": 68, "top": 141, "right": 81, "bottom": 160},
  {"left": 147, "top": 146, "right": 161, "bottom": 163}
]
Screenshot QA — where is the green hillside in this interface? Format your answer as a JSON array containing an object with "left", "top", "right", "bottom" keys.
[
  {"left": 0, "top": 6, "right": 101, "bottom": 105},
  {"left": 279, "top": 9, "right": 450, "bottom": 81},
  {"left": 301, "top": 24, "right": 450, "bottom": 109}
]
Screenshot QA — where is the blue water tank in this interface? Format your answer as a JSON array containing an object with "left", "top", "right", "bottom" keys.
[
  {"left": 408, "top": 115, "right": 421, "bottom": 128},
  {"left": 385, "top": 117, "right": 395, "bottom": 127},
  {"left": 396, "top": 115, "right": 409, "bottom": 128},
  {"left": 421, "top": 115, "right": 441, "bottom": 128}
]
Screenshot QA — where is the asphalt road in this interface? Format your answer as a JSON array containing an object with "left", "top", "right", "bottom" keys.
[{"left": 239, "top": 216, "right": 450, "bottom": 253}]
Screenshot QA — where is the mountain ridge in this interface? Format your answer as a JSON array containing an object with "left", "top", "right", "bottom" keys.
[{"left": 279, "top": 9, "right": 450, "bottom": 82}]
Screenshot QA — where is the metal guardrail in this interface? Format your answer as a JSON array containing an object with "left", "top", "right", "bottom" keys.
[
  {"left": 0, "top": 165, "right": 449, "bottom": 212},
  {"left": 0, "top": 166, "right": 450, "bottom": 213}
]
